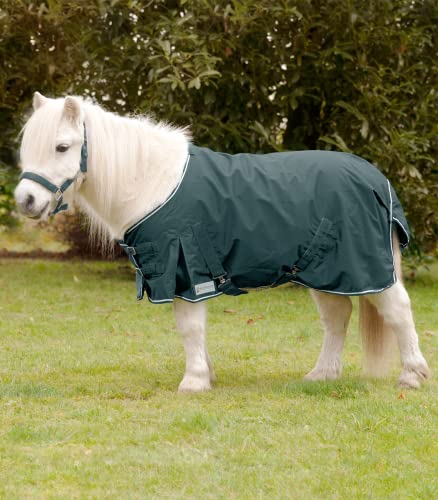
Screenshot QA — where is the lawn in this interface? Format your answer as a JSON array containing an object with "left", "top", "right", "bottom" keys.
[{"left": 0, "top": 259, "right": 436, "bottom": 499}]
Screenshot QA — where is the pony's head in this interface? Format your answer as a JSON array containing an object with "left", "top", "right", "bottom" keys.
[{"left": 15, "top": 92, "right": 87, "bottom": 219}]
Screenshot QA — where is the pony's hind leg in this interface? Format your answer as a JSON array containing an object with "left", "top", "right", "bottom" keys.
[
  {"left": 305, "top": 290, "right": 353, "bottom": 381},
  {"left": 366, "top": 281, "right": 430, "bottom": 388},
  {"left": 173, "top": 299, "right": 214, "bottom": 392}
]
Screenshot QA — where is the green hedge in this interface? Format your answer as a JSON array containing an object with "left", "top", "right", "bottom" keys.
[{"left": 1, "top": 0, "right": 436, "bottom": 250}]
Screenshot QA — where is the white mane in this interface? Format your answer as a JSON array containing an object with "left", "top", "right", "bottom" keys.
[
  {"left": 78, "top": 101, "right": 190, "bottom": 248},
  {"left": 22, "top": 98, "right": 190, "bottom": 246}
]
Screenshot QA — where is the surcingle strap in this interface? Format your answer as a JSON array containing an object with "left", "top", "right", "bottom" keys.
[{"left": 191, "top": 222, "right": 247, "bottom": 296}]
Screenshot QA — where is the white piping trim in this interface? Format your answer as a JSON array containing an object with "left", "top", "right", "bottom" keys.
[
  {"left": 287, "top": 279, "right": 396, "bottom": 296},
  {"left": 174, "top": 292, "right": 223, "bottom": 302},
  {"left": 126, "top": 153, "right": 191, "bottom": 235},
  {"left": 387, "top": 179, "right": 397, "bottom": 285},
  {"left": 392, "top": 216, "right": 410, "bottom": 247},
  {"left": 146, "top": 279, "right": 397, "bottom": 302},
  {"left": 147, "top": 291, "right": 223, "bottom": 304},
  {"left": 145, "top": 273, "right": 398, "bottom": 303},
  {"left": 147, "top": 297, "right": 173, "bottom": 304}
]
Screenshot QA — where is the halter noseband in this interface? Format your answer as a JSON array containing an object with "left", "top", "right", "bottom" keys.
[{"left": 19, "top": 124, "right": 88, "bottom": 215}]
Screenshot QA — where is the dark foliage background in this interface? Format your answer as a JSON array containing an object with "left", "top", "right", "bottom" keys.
[{"left": 0, "top": 0, "right": 437, "bottom": 252}]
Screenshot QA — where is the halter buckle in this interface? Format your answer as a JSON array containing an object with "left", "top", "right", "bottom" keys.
[{"left": 54, "top": 189, "right": 63, "bottom": 201}]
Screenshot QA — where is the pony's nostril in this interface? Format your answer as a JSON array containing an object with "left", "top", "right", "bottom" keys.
[{"left": 25, "top": 194, "right": 35, "bottom": 209}]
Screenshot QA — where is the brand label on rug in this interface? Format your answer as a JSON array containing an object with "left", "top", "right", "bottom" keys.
[{"left": 194, "top": 281, "right": 216, "bottom": 295}]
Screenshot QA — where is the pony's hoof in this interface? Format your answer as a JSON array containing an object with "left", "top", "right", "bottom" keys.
[
  {"left": 398, "top": 371, "right": 421, "bottom": 389},
  {"left": 398, "top": 362, "right": 430, "bottom": 389},
  {"left": 304, "top": 365, "right": 342, "bottom": 381},
  {"left": 178, "top": 374, "right": 211, "bottom": 393}
]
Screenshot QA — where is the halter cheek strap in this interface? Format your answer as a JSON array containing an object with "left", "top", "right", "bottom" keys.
[{"left": 19, "top": 124, "right": 88, "bottom": 216}]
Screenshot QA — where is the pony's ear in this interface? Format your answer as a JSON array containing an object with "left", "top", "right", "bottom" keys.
[
  {"left": 33, "top": 91, "right": 48, "bottom": 110},
  {"left": 63, "top": 96, "right": 83, "bottom": 125}
]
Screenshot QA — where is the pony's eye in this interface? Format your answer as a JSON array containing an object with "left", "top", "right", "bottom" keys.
[{"left": 56, "top": 144, "right": 70, "bottom": 153}]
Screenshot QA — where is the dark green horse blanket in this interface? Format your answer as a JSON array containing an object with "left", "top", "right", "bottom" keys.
[{"left": 119, "top": 145, "right": 409, "bottom": 303}]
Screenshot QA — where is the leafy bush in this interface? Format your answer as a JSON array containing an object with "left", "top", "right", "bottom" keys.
[
  {"left": 0, "top": 0, "right": 436, "bottom": 251},
  {"left": 49, "top": 211, "right": 124, "bottom": 258},
  {"left": 0, "top": 163, "right": 18, "bottom": 229}
]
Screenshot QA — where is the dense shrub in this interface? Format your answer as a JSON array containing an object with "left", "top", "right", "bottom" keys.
[
  {"left": 48, "top": 211, "right": 124, "bottom": 258},
  {"left": 0, "top": 0, "right": 436, "bottom": 251}
]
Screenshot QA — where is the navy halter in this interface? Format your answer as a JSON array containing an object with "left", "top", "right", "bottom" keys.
[{"left": 20, "top": 124, "right": 88, "bottom": 215}]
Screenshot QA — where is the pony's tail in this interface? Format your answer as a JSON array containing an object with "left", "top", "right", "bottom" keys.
[{"left": 360, "top": 231, "right": 400, "bottom": 377}]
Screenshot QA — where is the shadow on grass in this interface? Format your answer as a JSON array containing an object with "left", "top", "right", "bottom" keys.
[
  {"left": 271, "top": 378, "right": 370, "bottom": 399},
  {"left": 0, "top": 367, "right": 372, "bottom": 401},
  {"left": 216, "top": 368, "right": 370, "bottom": 399}
]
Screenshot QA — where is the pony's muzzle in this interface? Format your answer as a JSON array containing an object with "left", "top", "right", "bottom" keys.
[{"left": 14, "top": 180, "right": 51, "bottom": 219}]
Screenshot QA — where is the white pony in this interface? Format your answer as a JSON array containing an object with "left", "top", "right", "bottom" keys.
[{"left": 14, "top": 93, "right": 430, "bottom": 392}]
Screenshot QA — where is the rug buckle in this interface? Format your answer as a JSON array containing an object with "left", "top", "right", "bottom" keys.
[{"left": 216, "top": 274, "right": 227, "bottom": 285}]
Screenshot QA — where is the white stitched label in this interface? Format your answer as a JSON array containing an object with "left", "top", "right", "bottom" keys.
[{"left": 194, "top": 281, "right": 216, "bottom": 296}]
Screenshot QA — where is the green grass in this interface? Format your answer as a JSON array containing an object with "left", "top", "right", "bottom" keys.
[{"left": 0, "top": 259, "right": 436, "bottom": 499}]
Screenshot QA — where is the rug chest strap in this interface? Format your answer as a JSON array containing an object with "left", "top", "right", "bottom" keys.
[
  {"left": 191, "top": 223, "right": 247, "bottom": 296},
  {"left": 119, "top": 243, "right": 144, "bottom": 300}
]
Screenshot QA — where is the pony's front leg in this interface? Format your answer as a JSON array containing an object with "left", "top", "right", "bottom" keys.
[
  {"left": 305, "top": 290, "right": 352, "bottom": 381},
  {"left": 173, "top": 299, "right": 215, "bottom": 392}
]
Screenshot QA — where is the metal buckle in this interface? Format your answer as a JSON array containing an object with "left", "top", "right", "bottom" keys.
[
  {"left": 215, "top": 274, "right": 227, "bottom": 285},
  {"left": 291, "top": 265, "right": 300, "bottom": 277},
  {"left": 54, "top": 189, "right": 63, "bottom": 201}
]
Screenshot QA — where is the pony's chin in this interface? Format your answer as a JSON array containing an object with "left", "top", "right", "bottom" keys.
[{"left": 28, "top": 201, "right": 50, "bottom": 220}]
